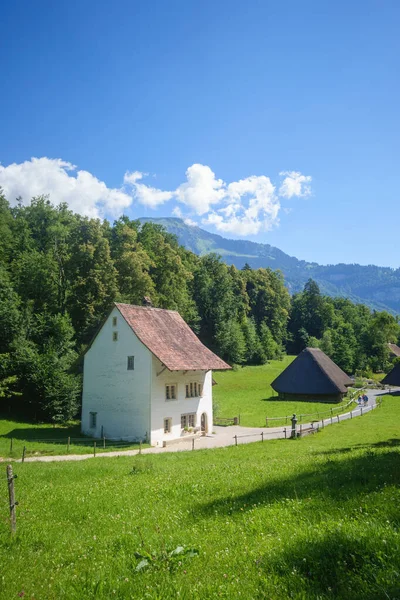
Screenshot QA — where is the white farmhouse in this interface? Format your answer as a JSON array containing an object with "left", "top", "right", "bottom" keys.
[{"left": 82, "top": 302, "right": 231, "bottom": 446}]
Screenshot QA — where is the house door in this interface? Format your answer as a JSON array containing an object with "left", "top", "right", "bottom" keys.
[{"left": 201, "top": 412, "right": 208, "bottom": 434}]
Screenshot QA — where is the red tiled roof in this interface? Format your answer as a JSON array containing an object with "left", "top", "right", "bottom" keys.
[
  {"left": 388, "top": 343, "right": 400, "bottom": 358},
  {"left": 115, "top": 303, "right": 231, "bottom": 372}
]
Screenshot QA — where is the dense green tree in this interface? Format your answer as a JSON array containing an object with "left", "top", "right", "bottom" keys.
[
  {"left": 111, "top": 219, "right": 155, "bottom": 304},
  {"left": 241, "top": 317, "right": 262, "bottom": 364},
  {"left": 66, "top": 217, "right": 118, "bottom": 345},
  {"left": 215, "top": 320, "right": 246, "bottom": 364}
]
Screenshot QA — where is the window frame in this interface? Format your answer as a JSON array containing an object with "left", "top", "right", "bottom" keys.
[
  {"left": 185, "top": 381, "right": 203, "bottom": 398},
  {"left": 112, "top": 316, "right": 117, "bottom": 327},
  {"left": 89, "top": 411, "right": 97, "bottom": 429},
  {"left": 164, "top": 417, "right": 172, "bottom": 434},
  {"left": 165, "top": 384, "right": 177, "bottom": 401},
  {"left": 181, "top": 413, "right": 196, "bottom": 429},
  {"left": 112, "top": 331, "right": 118, "bottom": 342},
  {"left": 127, "top": 356, "right": 135, "bottom": 371}
]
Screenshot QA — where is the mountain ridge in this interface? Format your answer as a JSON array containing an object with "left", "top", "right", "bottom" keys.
[{"left": 139, "top": 217, "right": 400, "bottom": 315}]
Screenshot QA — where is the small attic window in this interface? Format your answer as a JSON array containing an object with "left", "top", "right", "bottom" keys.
[
  {"left": 113, "top": 331, "right": 118, "bottom": 342},
  {"left": 127, "top": 356, "right": 135, "bottom": 370},
  {"left": 112, "top": 316, "right": 117, "bottom": 327}
]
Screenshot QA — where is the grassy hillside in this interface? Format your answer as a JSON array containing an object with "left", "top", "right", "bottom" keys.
[
  {"left": 1, "top": 395, "right": 399, "bottom": 599},
  {"left": 213, "top": 359, "right": 356, "bottom": 427}
]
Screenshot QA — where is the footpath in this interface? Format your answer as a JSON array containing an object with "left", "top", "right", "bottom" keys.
[{"left": 13, "top": 389, "right": 383, "bottom": 464}]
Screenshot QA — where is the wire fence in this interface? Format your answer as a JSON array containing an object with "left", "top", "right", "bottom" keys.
[
  {"left": 3, "top": 435, "right": 146, "bottom": 460},
  {"left": 264, "top": 388, "right": 366, "bottom": 427},
  {"left": 231, "top": 395, "right": 381, "bottom": 446}
]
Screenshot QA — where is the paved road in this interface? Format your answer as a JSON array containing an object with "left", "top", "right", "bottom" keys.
[{"left": 14, "top": 389, "right": 384, "bottom": 463}]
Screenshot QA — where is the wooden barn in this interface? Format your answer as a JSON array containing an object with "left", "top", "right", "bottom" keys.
[
  {"left": 271, "top": 347, "right": 353, "bottom": 403},
  {"left": 381, "top": 362, "right": 400, "bottom": 387}
]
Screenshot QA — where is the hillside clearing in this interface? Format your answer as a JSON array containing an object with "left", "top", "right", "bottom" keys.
[
  {"left": 213, "top": 359, "right": 357, "bottom": 427},
  {"left": 1, "top": 393, "right": 399, "bottom": 599}
]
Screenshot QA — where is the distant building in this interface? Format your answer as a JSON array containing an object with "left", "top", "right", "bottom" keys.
[
  {"left": 271, "top": 347, "right": 352, "bottom": 403},
  {"left": 381, "top": 363, "right": 400, "bottom": 387},
  {"left": 388, "top": 343, "right": 400, "bottom": 359},
  {"left": 82, "top": 302, "right": 231, "bottom": 446}
]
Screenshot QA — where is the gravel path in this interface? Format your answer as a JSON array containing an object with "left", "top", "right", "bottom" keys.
[{"left": 14, "top": 389, "right": 384, "bottom": 463}]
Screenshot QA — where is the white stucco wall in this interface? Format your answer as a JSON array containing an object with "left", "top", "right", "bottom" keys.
[
  {"left": 82, "top": 307, "right": 152, "bottom": 440},
  {"left": 150, "top": 357, "right": 213, "bottom": 446}
]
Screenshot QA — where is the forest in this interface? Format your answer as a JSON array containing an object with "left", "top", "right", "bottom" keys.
[{"left": 0, "top": 192, "right": 399, "bottom": 422}]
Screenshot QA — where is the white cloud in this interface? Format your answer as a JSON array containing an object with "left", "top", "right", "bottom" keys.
[
  {"left": 0, "top": 157, "right": 312, "bottom": 237},
  {"left": 124, "top": 170, "right": 173, "bottom": 208},
  {"left": 175, "top": 164, "right": 226, "bottom": 215},
  {"left": 279, "top": 171, "right": 312, "bottom": 198},
  {"left": 0, "top": 157, "right": 132, "bottom": 219},
  {"left": 183, "top": 217, "right": 197, "bottom": 227},
  {"left": 172, "top": 206, "right": 183, "bottom": 218}
]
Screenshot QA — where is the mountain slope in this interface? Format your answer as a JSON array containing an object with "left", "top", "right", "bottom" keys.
[{"left": 140, "top": 218, "right": 400, "bottom": 314}]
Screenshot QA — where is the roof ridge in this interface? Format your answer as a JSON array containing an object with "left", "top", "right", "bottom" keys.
[
  {"left": 305, "top": 348, "right": 343, "bottom": 393},
  {"left": 114, "top": 302, "right": 178, "bottom": 314}
]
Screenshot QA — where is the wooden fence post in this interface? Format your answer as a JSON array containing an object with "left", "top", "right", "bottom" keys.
[
  {"left": 103, "top": 436, "right": 106, "bottom": 450},
  {"left": 6, "top": 465, "right": 17, "bottom": 535},
  {"left": 261, "top": 432, "right": 264, "bottom": 442},
  {"left": 94, "top": 441, "right": 96, "bottom": 457},
  {"left": 284, "top": 427, "right": 287, "bottom": 439},
  {"left": 234, "top": 435, "right": 238, "bottom": 447},
  {"left": 67, "top": 437, "right": 70, "bottom": 453},
  {"left": 350, "top": 411, "right": 353, "bottom": 419},
  {"left": 10, "top": 438, "right": 13, "bottom": 454},
  {"left": 337, "top": 415, "right": 340, "bottom": 423},
  {"left": 360, "top": 407, "right": 363, "bottom": 416},
  {"left": 22, "top": 446, "right": 26, "bottom": 463},
  {"left": 192, "top": 438, "right": 195, "bottom": 451}
]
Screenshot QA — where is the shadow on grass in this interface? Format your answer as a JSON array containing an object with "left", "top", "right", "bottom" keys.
[
  {"left": 1, "top": 425, "right": 82, "bottom": 440},
  {"left": 317, "top": 438, "right": 400, "bottom": 455},
  {"left": 196, "top": 448, "right": 400, "bottom": 518},
  {"left": 260, "top": 529, "right": 400, "bottom": 600},
  {"left": 261, "top": 395, "right": 283, "bottom": 402}
]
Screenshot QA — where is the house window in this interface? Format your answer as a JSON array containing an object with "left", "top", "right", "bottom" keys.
[
  {"left": 164, "top": 418, "right": 172, "bottom": 433},
  {"left": 181, "top": 413, "right": 196, "bottom": 428},
  {"left": 113, "top": 331, "right": 118, "bottom": 341},
  {"left": 127, "top": 356, "right": 135, "bottom": 370},
  {"left": 89, "top": 412, "right": 97, "bottom": 428},
  {"left": 186, "top": 382, "right": 202, "bottom": 398},
  {"left": 112, "top": 316, "right": 117, "bottom": 327},
  {"left": 166, "top": 384, "right": 177, "bottom": 400}
]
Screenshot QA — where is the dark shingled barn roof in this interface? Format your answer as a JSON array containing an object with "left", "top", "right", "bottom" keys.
[
  {"left": 388, "top": 343, "right": 400, "bottom": 358},
  {"left": 271, "top": 347, "right": 353, "bottom": 395},
  {"left": 115, "top": 303, "right": 231, "bottom": 372},
  {"left": 381, "top": 363, "right": 400, "bottom": 386}
]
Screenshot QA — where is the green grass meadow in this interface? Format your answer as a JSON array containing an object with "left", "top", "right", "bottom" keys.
[
  {"left": 0, "top": 418, "right": 144, "bottom": 459},
  {"left": 1, "top": 393, "right": 399, "bottom": 599},
  {"left": 213, "top": 359, "right": 357, "bottom": 427}
]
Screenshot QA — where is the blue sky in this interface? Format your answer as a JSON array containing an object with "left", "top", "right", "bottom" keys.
[{"left": 1, "top": 0, "right": 399, "bottom": 267}]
